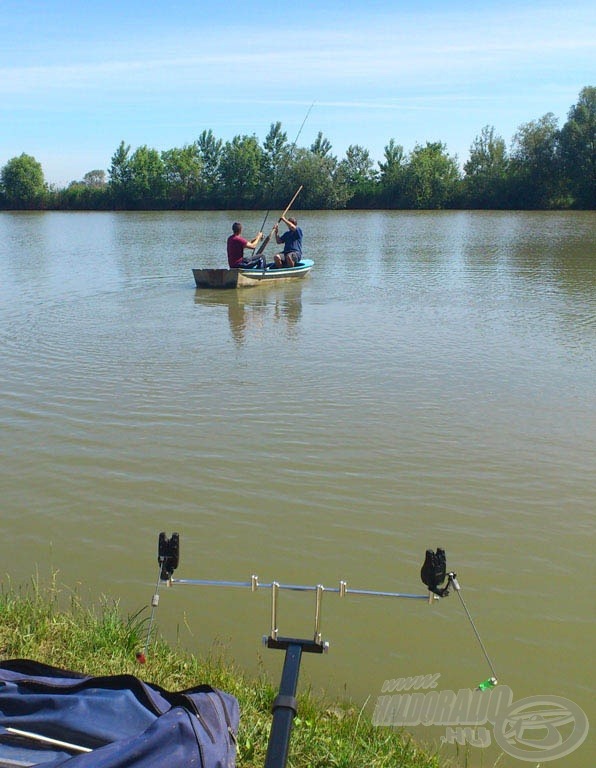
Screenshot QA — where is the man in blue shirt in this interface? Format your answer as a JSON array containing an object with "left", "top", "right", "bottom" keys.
[{"left": 273, "top": 216, "right": 303, "bottom": 268}]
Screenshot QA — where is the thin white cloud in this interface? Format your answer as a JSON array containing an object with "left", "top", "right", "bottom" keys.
[
  {"left": 2, "top": 0, "right": 593, "bottom": 184},
  {"left": 1, "top": 2, "right": 593, "bottom": 98}
]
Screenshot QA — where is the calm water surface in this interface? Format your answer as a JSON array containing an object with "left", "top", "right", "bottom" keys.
[{"left": 1, "top": 210, "right": 595, "bottom": 766}]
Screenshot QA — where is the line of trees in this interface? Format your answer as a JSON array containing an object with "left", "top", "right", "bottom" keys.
[{"left": 1, "top": 87, "right": 593, "bottom": 211}]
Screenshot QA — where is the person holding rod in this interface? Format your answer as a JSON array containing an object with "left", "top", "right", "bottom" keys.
[
  {"left": 273, "top": 216, "right": 303, "bottom": 268},
  {"left": 227, "top": 222, "right": 264, "bottom": 269}
]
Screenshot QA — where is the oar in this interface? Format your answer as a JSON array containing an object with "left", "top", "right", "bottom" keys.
[{"left": 256, "top": 185, "right": 303, "bottom": 264}]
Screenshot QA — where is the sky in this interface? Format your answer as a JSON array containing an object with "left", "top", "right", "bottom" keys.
[{"left": 1, "top": 0, "right": 594, "bottom": 187}]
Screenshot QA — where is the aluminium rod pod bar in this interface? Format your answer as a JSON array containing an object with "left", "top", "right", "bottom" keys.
[
  {"left": 169, "top": 576, "right": 432, "bottom": 647},
  {"left": 156, "top": 533, "right": 438, "bottom": 650},
  {"left": 170, "top": 577, "right": 432, "bottom": 599}
]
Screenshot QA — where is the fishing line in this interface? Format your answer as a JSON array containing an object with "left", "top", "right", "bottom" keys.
[
  {"left": 421, "top": 551, "right": 498, "bottom": 690},
  {"left": 449, "top": 574, "right": 498, "bottom": 688},
  {"left": 136, "top": 562, "right": 164, "bottom": 664}
]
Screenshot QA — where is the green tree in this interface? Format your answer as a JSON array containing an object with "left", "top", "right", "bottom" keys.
[
  {"left": 402, "top": 142, "right": 461, "bottom": 209},
  {"left": 509, "top": 113, "right": 562, "bottom": 208},
  {"left": 82, "top": 170, "right": 107, "bottom": 187},
  {"left": 61, "top": 182, "right": 108, "bottom": 210},
  {"left": 0, "top": 153, "right": 46, "bottom": 208},
  {"left": 53, "top": 169, "right": 108, "bottom": 210},
  {"left": 338, "top": 145, "right": 378, "bottom": 207},
  {"left": 196, "top": 130, "right": 223, "bottom": 203},
  {"left": 262, "top": 121, "right": 290, "bottom": 201},
  {"left": 108, "top": 141, "right": 132, "bottom": 208},
  {"left": 463, "top": 126, "right": 509, "bottom": 208},
  {"left": 377, "top": 139, "right": 406, "bottom": 207},
  {"left": 339, "top": 145, "right": 376, "bottom": 186},
  {"left": 161, "top": 145, "right": 203, "bottom": 208},
  {"left": 379, "top": 139, "right": 405, "bottom": 183},
  {"left": 559, "top": 86, "right": 595, "bottom": 209},
  {"left": 310, "top": 132, "right": 334, "bottom": 159},
  {"left": 287, "top": 147, "right": 349, "bottom": 209},
  {"left": 219, "top": 134, "right": 264, "bottom": 208},
  {"left": 127, "top": 145, "right": 166, "bottom": 208}
]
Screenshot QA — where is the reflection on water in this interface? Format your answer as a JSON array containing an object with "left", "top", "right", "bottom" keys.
[
  {"left": 195, "top": 287, "right": 304, "bottom": 346},
  {"left": 1, "top": 210, "right": 595, "bottom": 768}
]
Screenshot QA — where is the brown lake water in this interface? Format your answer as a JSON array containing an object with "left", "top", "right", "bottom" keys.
[{"left": 1, "top": 210, "right": 595, "bottom": 766}]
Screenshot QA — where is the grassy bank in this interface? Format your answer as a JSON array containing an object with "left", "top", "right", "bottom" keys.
[{"left": 0, "top": 576, "right": 443, "bottom": 768}]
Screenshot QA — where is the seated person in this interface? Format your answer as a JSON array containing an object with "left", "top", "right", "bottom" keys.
[
  {"left": 227, "top": 222, "right": 264, "bottom": 269},
  {"left": 273, "top": 216, "right": 303, "bottom": 267}
]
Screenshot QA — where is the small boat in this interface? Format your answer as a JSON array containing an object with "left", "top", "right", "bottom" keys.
[{"left": 193, "top": 259, "right": 314, "bottom": 289}]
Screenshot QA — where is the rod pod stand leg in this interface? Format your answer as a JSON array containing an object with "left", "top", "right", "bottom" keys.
[
  {"left": 264, "top": 637, "right": 326, "bottom": 768},
  {"left": 264, "top": 581, "right": 329, "bottom": 768}
]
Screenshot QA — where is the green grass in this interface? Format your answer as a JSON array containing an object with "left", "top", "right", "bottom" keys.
[{"left": 0, "top": 574, "right": 444, "bottom": 768}]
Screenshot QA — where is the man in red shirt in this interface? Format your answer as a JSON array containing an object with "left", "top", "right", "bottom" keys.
[{"left": 227, "top": 222, "right": 264, "bottom": 269}]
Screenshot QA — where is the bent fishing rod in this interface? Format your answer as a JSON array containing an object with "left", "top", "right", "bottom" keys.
[{"left": 257, "top": 101, "right": 315, "bottom": 237}]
